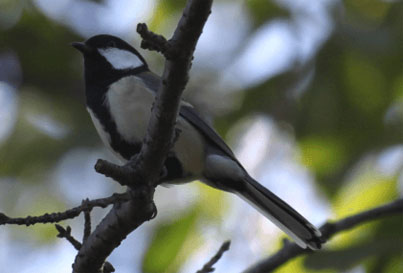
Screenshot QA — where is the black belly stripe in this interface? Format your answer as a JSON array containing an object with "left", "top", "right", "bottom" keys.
[
  {"left": 163, "top": 156, "right": 184, "bottom": 181},
  {"left": 87, "top": 91, "right": 141, "bottom": 161}
]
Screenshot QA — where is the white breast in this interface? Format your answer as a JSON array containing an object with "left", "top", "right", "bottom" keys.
[
  {"left": 106, "top": 76, "right": 155, "bottom": 143},
  {"left": 103, "top": 76, "right": 206, "bottom": 179}
]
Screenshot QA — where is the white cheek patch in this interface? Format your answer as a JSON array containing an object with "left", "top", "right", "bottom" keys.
[{"left": 98, "top": 48, "right": 144, "bottom": 70}]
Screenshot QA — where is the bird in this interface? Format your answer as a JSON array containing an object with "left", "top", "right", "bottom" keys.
[{"left": 72, "top": 34, "right": 322, "bottom": 250}]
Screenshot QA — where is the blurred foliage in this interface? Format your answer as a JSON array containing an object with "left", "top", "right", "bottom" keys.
[
  {"left": 142, "top": 207, "right": 199, "bottom": 273},
  {"left": 305, "top": 238, "right": 403, "bottom": 272},
  {"left": 245, "top": 0, "right": 289, "bottom": 28},
  {"left": 0, "top": 0, "right": 402, "bottom": 272}
]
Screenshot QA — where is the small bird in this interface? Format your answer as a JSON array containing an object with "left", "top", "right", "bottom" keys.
[{"left": 72, "top": 34, "right": 322, "bottom": 249}]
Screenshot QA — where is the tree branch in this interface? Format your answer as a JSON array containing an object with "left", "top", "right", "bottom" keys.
[
  {"left": 72, "top": 189, "right": 155, "bottom": 273},
  {"left": 243, "top": 198, "right": 403, "bottom": 273},
  {"left": 56, "top": 224, "right": 82, "bottom": 251},
  {"left": 134, "top": 0, "right": 213, "bottom": 187},
  {"left": 83, "top": 209, "right": 92, "bottom": 242},
  {"left": 55, "top": 223, "right": 116, "bottom": 273},
  {"left": 72, "top": 1, "right": 213, "bottom": 272},
  {"left": 137, "top": 23, "right": 170, "bottom": 55},
  {"left": 197, "top": 241, "right": 231, "bottom": 273},
  {"left": 0, "top": 194, "right": 129, "bottom": 226}
]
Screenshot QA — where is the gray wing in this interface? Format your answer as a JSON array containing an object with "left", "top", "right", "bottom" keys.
[
  {"left": 139, "top": 70, "right": 240, "bottom": 164},
  {"left": 137, "top": 71, "right": 161, "bottom": 92},
  {"left": 178, "top": 105, "right": 239, "bottom": 161}
]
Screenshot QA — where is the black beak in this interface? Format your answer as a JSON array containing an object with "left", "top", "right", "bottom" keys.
[{"left": 71, "top": 42, "right": 91, "bottom": 54}]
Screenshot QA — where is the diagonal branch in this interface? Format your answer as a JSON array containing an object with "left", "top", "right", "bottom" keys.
[
  {"left": 133, "top": 0, "right": 213, "bottom": 187},
  {"left": 56, "top": 224, "right": 82, "bottom": 251},
  {"left": 197, "top": 241, "right": 231, "bottom": 273},
  {"left": 72, "top": 1, "right": 213, "bottom": 272},
  {"left": 243, "top": 198, "right": 403, "bottom": 273}
]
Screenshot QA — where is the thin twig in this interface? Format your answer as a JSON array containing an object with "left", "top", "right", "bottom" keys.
[
  {"left": 94, "top": 159, "right": 139, "bottom": 187},
  {"left": 83, "top": 210, "right": 91, "bottom": 242},
  {"left": 137, "top": 23, "right": 171, "bottom": 55},
  {"left": 80, "top": 198, "right": 92, "bottom": 242},
  {"left": 55, "top": 224, "right": 116, "bottom": 273},
  {"left": 55, "top": 224, "right": 82, "bottom": 251},
  {"left": 0, "top": 193, "right": 130, "bottom": 226},
  {"left": 197, "top": 241, "right": 231, "bottom": 273},
  {"left": 243, "top": 198, "right": 403, "bottom": 273}
]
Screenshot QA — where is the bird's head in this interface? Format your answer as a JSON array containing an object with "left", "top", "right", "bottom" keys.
[{"left": 72, "top": 34, "right": 148, "bottom": 74}]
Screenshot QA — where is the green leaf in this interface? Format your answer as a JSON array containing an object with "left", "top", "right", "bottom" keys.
[
  {"left": 142, "top": 207, "right": 199, "bottom": 273},
  {"left": 304, "top": 238, "right": 403, "bottom": 271},
  {"left": 299, "top": 135, "right": 348, "bottom": 178},
  {"left": 344, "top": 0, "right": 391, "bottom": 24},
  {"left": 382, "top": 256, "right": 403, "bottom": 273},
  {"left": 343, "top": 51, "right": 388, "bottom": 115},
  {"left": 331, "top": 177, "right": 398, "bottom": 248},
  {"left": 246, "top": 0, "right": 289, "bottom": 28}
]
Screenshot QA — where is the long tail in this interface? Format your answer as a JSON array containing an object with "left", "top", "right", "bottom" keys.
[{"left": 238, "top": 176, "right": 322, "bottom": 250}]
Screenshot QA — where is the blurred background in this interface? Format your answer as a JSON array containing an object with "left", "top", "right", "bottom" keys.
[{"left": 0, "top": 0, "right": 402, "bottom": 272}]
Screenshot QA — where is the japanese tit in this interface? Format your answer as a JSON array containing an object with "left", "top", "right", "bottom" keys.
[{"left": 72, "top": 34, "right": 322, "bottom": 250}]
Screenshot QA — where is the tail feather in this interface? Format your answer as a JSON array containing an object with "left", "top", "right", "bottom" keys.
[{"left": 238, "top": 176, "right": 322, "bottom": 250}]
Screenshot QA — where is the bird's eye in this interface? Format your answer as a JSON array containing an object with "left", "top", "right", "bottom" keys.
[{"left": 107, "top": 41, "right": 116, "bottom": 48}]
